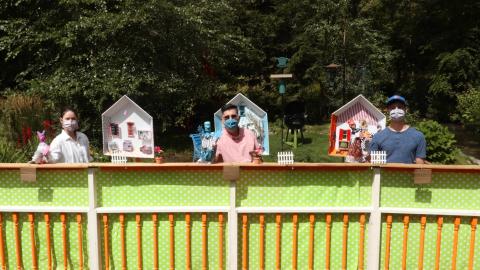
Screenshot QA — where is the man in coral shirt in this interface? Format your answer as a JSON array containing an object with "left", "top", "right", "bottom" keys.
[{"left": 215, "top": 103, "right": 260, "bottom": 163}]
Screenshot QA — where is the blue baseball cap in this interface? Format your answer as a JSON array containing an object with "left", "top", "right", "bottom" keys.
[{"left": 386, "top": 95, "right": 407, "bottom": 106}]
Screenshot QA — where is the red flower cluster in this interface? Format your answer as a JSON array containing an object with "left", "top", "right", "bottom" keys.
[{"left": 154, "top": 146, "right": 164, "bottom": 157}]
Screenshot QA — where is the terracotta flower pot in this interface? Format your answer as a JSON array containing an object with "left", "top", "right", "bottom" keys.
[
  {"left": 252, "top": 156, "right": 263, "bottom": 165},
  {"left": 154, "top": 157, "right": 164, "bottom": 164}
]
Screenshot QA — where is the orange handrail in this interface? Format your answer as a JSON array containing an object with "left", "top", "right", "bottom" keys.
[
  {"left": 402, "top": 215, "right": 410, "bottom": 270},
  {"left": 308, "top": 214, "right": 315, "bottom": 270},
  {"left": 342, "top": 214, "right": 349, "bottom": 270},
  {"left": 60, "top": 213, "right": 68, "bottom": 270},
  {"left": 201, "top": 213, "right": 208, "bottom": 270},
  {"left": 384, "top": 214, "right": 393, "bottom": 270},
  {"left": 103, "top": 214, "right": 109, "bottom": 270},
  {"left": 152, "top": 214, "right": 159, "bottom": 270},
  {"left": 136, "top": 214, "right": 142, "bottom": 270},
  {"left": 120, "top": 214, "right": 126, "bottom": 270},
  {"left": 242, "top": 214, "right": 248, "bottom": 270},
  {"left": 434, "top": 216, "right": 443, "bottom": 270},
  {"left": 326, "top": 214, "right": 332, "bottom": 270},
  {"left": 292, "top": 214, "right": 298, "bottom": 270},
  {"left": 218, "top": 213, "right": 224, "bottom": 270},
  {"left": 28, "top": 213, "right": 38, "bottom": 270},
  {"left": 185, "top": 213, "right": 191, "bottom": 270},
  {"left": 77, "top": 214, "right": 84, "bottom": 270},
  {"left": 275, "top": 214, "right": 282, "bottom": 270},
  {"left": 0, "top": 213, "right": 5, "bottom": 270},
  {"left": 169, "top": 213, "right": 175, "bottom": 270},
  {"left": 259, "top": 214, "right": 265, "bottom": 270},
  {"left": 45, "top": 213, "right": 52, "bottom": 270},
  {"left": 452, "top": 217, "right": 461, "bottom": 270},
  {"left": 358, "top": 214, "right": 366, "bottom": 270},
  {"left": 468, "top": 217, "right": 477, "bottom": 270},
  {"left": 418, "top": 215, "right": 427, "bottom": 270},
  {"left": 12, "top": 213, "right": 22, "bottom": 270}
]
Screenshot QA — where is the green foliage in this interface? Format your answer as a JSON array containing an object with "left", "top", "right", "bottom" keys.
[
  {"left": 416, "top": 120, "right": 458, "bottom": 164},
  {"left": 456, "top": 88, "right": 480, "bottom": 132},
  {"left": 0, "top": 139, "right": 26, "bottom": 163}
]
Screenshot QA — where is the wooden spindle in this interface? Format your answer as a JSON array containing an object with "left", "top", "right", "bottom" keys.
[
  {"left": 452, "top": 216, "right": 461, "bottom": 270},
  {"left": 12, "top": 213, "right": 22, "bottom": 270},
  {"left": 169, "top": 213, "right": 175, "bottom": 270},
  {"left": 308, "top": 214, "right": 315, "bottom": 270},
  {"left": 28, "top": 213, "right": 38, "bottom": 270},
  {"left": 326, "top": 214, "right": 332, "bottom": 270},
  {"left": 136, "top": 214, "right": 142, "bottom": 270},
  {"left": 218, "top": 213, "right": 224, "bottom": 270},
  {"left": 469, "top": 217, "right": 478, "bottom": 270},
  {"left": 152, "top": 214, "right": 158, "bottom": 270},
  {"left": 434, "top": 216, "right": 443, "bottom": 270},
  {"left": 60, "top": 213, "right": 68, "bottom": 270},
  {"left": 45, "top": 213, "right": 52, "bottom": 270},
  {"left": 402, "top": 215, "right": 410, "bottom": 270},
  {"left": 77, "top": 214, "right": 84, "bottom": 270},
  {"left": 358, "top": 214, "right": 366, "bottom": 270},
  {"left": 103, "top": 214, "right": 109, "bottom": 270},
  {"left": 242, "top": 214, "right": 248, "bottom": 270},
  {"left": 292, "top": 214, "right": 298, "bottom": 270},
  {"left": 384, "top": 214, "right": 393, "bottom": 270},
  {"left": 202, "top": 213, "right": 208, "bottom": 270},
  {"left": 418, "top": 215, "right": 427, "bottom": 270},
  {"left": 259, "top": 214, "right": 265, "bottom": 270},
  {"left": 185, "top": 213, "right": 191, "bottom": 270},
  {"left": 275, "top": 214, "right": 282, "bottom": 270},
  {"left": 120, "top": 214, "right": 126, "bottom": 270},
  {"left": 342, "top": 214, "right": 349, "bottom": 270},
  {"left": 0, "top": 213, "right": 5, "bottom": 270}
]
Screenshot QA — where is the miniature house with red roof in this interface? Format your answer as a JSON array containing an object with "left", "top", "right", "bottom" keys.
[{"left": 328, "top": 95, "right": 386, "bottom": 157}]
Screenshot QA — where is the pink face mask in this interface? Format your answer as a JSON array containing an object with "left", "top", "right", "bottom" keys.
[{"left": 62, "top": 119, "right": 78, "bottom": 131}]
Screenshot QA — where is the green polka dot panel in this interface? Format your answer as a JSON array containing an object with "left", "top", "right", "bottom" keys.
[
  {"left": 381, "top": 171, "right": 480, "bottom": 209},
  {"left": 0, "top": 170, "right": 88, "bottom": 207},
  {"left": 380, "top": 214, "right": 479, "bottom": 269},
  {"left": 237, "top": 170, "right": 373, "bottom": 207},
  {"left": 96, "top": 170, "right": 229, "bottom": 207},
  {"left": 2, "top": 213, "right": 88, "bottom": 269},
  {"left": 100, "top": 213, "right": 227, "bottom": 269},
  {"left": 238, "top": 213, "right": 368, "bottom": 270}
]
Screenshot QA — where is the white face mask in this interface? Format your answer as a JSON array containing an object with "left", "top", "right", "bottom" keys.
[
  {"left": 62, "top": 119, "right": 78, "bottom": 132},
  {"left": 389, "top": 107, "right": 405, "bottom": 121}
]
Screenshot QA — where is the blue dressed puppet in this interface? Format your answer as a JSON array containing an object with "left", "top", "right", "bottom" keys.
[{"left": 197, "top": 121, "right": 216, "bottom": 163}]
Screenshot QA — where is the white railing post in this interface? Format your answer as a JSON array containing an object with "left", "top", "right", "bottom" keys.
[
  {"left": 87, "top": 168, "right": 102, "bottom": 269},
  {"left": 228, "top": 179, "right": 237, "bottom": 270},
  {"left": 367, "top": 168, "right": 382, "bottom": 270}
]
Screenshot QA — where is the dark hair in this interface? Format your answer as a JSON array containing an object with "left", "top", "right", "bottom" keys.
[
  {"left": 60, "top": 106, "right": 78, "bottom": 118},
  {"left": 221, "top": 103, "right": 238, "bottom": 113}
]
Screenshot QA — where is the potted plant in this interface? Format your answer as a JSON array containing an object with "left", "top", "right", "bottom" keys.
[{"left": 154, "top": 146, "right": 164, "bottom": 164}]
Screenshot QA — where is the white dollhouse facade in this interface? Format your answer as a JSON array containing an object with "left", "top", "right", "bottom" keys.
[{"left": 102, "top": 95, "right": 154, "bottom": 158}]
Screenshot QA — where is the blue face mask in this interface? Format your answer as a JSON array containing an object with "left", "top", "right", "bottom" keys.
[{"left": 224, "top": 118, "right": 239, "bottom": 130}]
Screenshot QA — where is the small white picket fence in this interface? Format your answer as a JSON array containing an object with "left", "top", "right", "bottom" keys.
[
  {"left": 370, "top": 151, "right": 387, "bottom": 164},
  {"left": 111, "top": 150, "right": 128, "bottom": 163},
  {"left": 277, "top": 151, "right": 294, "bottom": 164}
]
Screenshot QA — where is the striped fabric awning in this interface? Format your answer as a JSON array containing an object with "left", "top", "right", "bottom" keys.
[{"left": 336, "top": 102, "right": 378, "bottom": 126}]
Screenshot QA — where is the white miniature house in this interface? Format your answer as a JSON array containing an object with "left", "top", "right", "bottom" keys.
[
  {"left": 213, "top": 93, "right": 270, "bottom": 155},
  {"left": 328, "top": 94, "right": 386, "bottom": 158},
  {"left": 102, "top": 95, "right": 154, "bottom": 158}
]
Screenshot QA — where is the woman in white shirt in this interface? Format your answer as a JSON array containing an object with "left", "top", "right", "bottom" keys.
[{"left": 48, "top": 107, "right": 92, "bottom": 163}]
